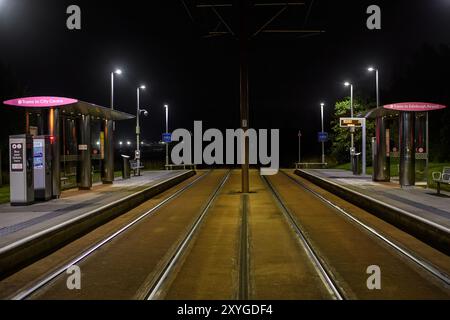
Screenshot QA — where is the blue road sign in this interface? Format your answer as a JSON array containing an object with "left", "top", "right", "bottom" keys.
[
  {"left": 162, "top": 133, "right": 172, "bottom": 143},
  {"left": 318, "top": 132, "right": 329, "bottom": 142}
]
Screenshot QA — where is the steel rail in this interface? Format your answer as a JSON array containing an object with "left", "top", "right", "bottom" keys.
[
  {"left": 12, "top": 171, "right": 213, "bottom": 300},
  {"left": 262, "top": 175, "right": 345, "bottom": 300},
  {"left": 146, "top": 170, "right": 232, "bottom": 300},
  {"left": 281, "top": 170, "right": 450, "bottom": 286}
]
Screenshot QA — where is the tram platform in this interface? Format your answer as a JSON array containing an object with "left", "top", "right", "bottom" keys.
[
  {"left": 295, "top": 169, "right": 450, "bottom": 254},
  {"left": 0, "top": 170, "right": 195, "bottom": 276}
]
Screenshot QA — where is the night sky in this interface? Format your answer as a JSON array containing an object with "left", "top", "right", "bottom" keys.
[{"left": 1, "top": 0, "right": 450, "bottom": 165}]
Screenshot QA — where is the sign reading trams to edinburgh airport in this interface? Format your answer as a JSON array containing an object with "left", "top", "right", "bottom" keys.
[
  {"left": 3, "top": 97, "right": 78, "bottom": 108},
  {"left": 11, "top": 143, "right": 24, "bottom": 172},
  {"left": 383, "top": 102, "right": 447, "bottom": 112}
]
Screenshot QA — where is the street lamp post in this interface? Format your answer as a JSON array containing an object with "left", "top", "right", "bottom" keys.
[
  {"left": 164, "top": 104, "right": 169, "bottom": 169},
  {"left": 368, "top": 67, "right": 379, "bottom": 108},
  {"left": 344, "top": 82, "right": 357, "bottom": 174},
  {"left": 136, "top": 85, "right": 147, "bottom": 176},
  {"left": 111, "top": 69, "right": 122, "bottom": 111},
  {"left": 104, "top": 69, "right": 122, "bottom": 184},
  {"left": 320, "top": 103, "right": 325, "bottom": 164},
  {"left": 368, "top": 67, "right": 389, "bottom": 181},
  {"left": 298, "top": 130, "right": 301, "bottom": 164}
]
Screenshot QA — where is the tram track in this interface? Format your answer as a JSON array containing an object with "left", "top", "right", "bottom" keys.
[
  {"left": 157, "top": 170, "right": 335, "bottom": 300},
  {"left": 146, "top": 170, "right": 231, "bottom": 300},
  {"left": 9, "top": 170, "right": 233, "bottom": 300},
  {"left": 244, "top": 171, "right": 334, "bottom": 300},
  {"left": 156, "top": 170, "right": 242, "bottom": 300},
  {"left": 9, "top": 170, "right": 211, "bottom": 300},
  {"left": 238, "top": 194, "right": 250, "bottom": 300},
  {"left": 265, "top": 171, "right": 450, "bottom": 299},
  {"left": 262, "top": 175, "right": 345, "bottom": 300},
  {"left": 280, "top": 170, "right": 450, "bottom": 287},
  {"left": 3, "top": 168, "right": 449, "bottom": 300}
]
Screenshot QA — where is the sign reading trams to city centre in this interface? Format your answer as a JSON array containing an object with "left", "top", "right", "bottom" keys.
[
  {"left": 3, "top": 97, "right": 78, "bottom": 108},
  {"left": 340, "top": 117, "right": 365, "bottom": 128},
  {"left": 10, "top": 143, "right": 24, "bottom": 172},
  {"left": 383, "top": 102, "right": 447, "bottom": 112}
]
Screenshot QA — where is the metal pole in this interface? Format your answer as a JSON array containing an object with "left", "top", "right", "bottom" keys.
[
  {"left": 111, "top": 72, "right": 114, "bottom": 111},
  {"left": 103, "top": 72, "right": 115, "bottom": 184},
  {"left": 239, "top": 0, "right": 250, "bottom": 193},
  {"left": 362, "top": 119, "right": 366, "bottom": 175},
  {"left": 375, "top": 69, "right": 379, "bottom": 177},
  {"left": 321, "top": 104, "right": 325, "bottom": 164},
  {"left": 373, "top": 68, "right": 390, "bottom": 181},
  {"left": 136, "top": 88, "right": 141, "bottom": 176},
  {"left": 49, "top": 108, "right": 61, "bottom": 198},
  {"left": 399, "top": 112, "right": 415, "bottom": 187},
  {"left": 350, "top": 84, "right": 356, "bottom": 174},
  {"left": 298, "top": 131, "right": 301, "bottom": 163},
  {"left": 376, "top": 70, "right": 379, "bottom": 108},
  {"left": 79, "top": 115, "right": 92, "bottom": 190},
  {"left": 426, "top": 112, "right": 429, "bottom": 188},
  {"left": 165, "top": 105, "right": 169, "bottom": 169},
  {"left": 25, "top": 112, "right": 30, "bottom": 135},
  {"left": 111, "top": 72, "right": 115, "bottom": 132},
  {"left": 350, "top": 84, "right": 354, "bottom": 139}
]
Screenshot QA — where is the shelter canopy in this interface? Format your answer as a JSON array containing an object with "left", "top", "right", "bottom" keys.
[{"left": 3, "top": 96, "right": 134, "bottom": 121}]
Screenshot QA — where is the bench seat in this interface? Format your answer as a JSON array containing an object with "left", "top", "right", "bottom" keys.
[
  {"left": 129, "top": 160, "right": 144, "bottom": 176},
  {"left": 432, "top": 167, "right": 450, "bottom": 194}
]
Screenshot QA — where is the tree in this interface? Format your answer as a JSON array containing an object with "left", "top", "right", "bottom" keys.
[{"left": 330, "top": 97, "right": 375, "bottom": 164}]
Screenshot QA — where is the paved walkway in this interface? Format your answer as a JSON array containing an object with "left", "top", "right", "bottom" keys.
[
  {"left": 303, "top": 169, "right": 450, "bottom": 229},
  {"left": 0, "top": 170, "right": 187, "bottom": 249}
]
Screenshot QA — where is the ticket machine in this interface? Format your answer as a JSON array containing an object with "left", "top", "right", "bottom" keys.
[
  {"left": 33, "top": 136, "right": 52, "bottom": 201},
  {"left": 9, "top": 135, "right": 34, "bottom": 206}
]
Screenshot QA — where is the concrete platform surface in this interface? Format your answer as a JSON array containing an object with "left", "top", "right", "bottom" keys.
[
  {"left": 303, "top": 169, "right": 450, "bottom": 230},
  {"left": 0, "top": 170, "right": 188, "bottom": 250}
]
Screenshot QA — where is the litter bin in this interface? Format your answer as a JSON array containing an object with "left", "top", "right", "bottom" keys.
[
  {"left": 352, "top": 152, "right": 362, "bottom": 175},
  {"left": 121, "top": 155, "right": 131, "bottom": 179}
]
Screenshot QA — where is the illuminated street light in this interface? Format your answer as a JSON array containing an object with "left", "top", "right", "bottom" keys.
[
  {"left": 119, "top": 141, "right": 123, "bottom": 146},
  {"left": 127, "top": 141, "right": 131, "bottom": 145},
  {"left": 320, "top": 102, "right": 325, "bottom": 164},
  {"left": 104, "top": 67, "right": 123, "bottom": 183},
  {"left": 344, "top": 81, "right": 356, "bottom": 172},
  {"left": 343, "top": 82, "right": 353, "bottom": 117},
  {"left": 368, "top": 66, "right": 386, "bottom": 180},
  {"left": 136, "top": 85, "right": 148, "bottom": 176},
  {"left": 367, "top": 67, "right": 379, "bottom": 108},
  {"left": 110, "top": 67, "right": 123, "bottom": 136},
  {"left": 164, "top": 104, "right": 169, "bottom": 169},
  {"left": 111, "top": 68, "right": 123, "bottom": 111}
]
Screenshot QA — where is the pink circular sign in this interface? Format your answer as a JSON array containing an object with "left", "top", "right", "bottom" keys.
[
  {"left": 3, "top": 97, "right": 78, "bottom": 108},
  {"left": 383, "top": 102, "right": 446, "bottom": 112}
]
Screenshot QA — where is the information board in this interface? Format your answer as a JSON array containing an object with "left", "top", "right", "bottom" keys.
[{"left": 11, "top": 143, "right": 24, "bottom": 172}]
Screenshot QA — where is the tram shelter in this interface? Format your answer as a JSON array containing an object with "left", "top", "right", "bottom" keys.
[
  {"left": 3, "top": 96, "right": 134, "bottom": 198},
  {"left": 366, "top": 102, "right": 447, "bottom": 188}
]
